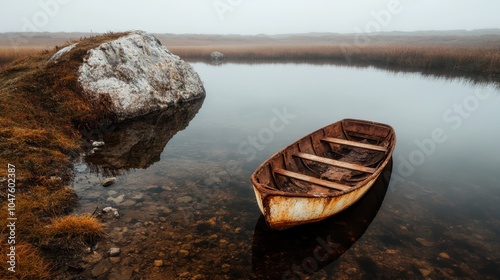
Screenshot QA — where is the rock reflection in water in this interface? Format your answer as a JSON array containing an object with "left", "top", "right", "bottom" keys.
[
  {"left": 251, "top": 160, "right": 392, "bottom": 279},
  {"left": 85, "top": 98, "right": 204, "bottom": 173}
]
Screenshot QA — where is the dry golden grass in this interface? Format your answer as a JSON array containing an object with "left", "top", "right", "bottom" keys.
[
  {"left": 0, "top": 46, "right": 49, "bottom": 67},
  {"left": 43, "top": 214, "right": 104, "bottom": 250},
  {"left": 0, "top": 32, "right": 127, "bottom": 278},
  {"left": 169, "top": 44, "right": 500, "bottom": 75},
  {"left": 0, "top": 186, "right": 77, "bottom": 244},
  {"left": 0, "top": 242, "right": 51, "bottom": 280}
]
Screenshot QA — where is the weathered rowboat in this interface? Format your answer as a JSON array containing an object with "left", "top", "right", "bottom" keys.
[
  {"left": 250, "top": 119, "right": 396, "bottom": 230},
  {"left": 251, "top": 160, "right": 393, "bottom": 278}
]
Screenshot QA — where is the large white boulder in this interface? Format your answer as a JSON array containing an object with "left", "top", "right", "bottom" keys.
[{"left": 77, "top": 31, "right": 205, "bottom": 120}]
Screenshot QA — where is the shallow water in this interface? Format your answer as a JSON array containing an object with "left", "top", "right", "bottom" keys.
[{"left": 73, "top": 63, "right": 500, "bottom": 279}]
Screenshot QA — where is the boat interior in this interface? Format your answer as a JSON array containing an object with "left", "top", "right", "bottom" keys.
[{"left": 253, "top": 119, "right": 395, "bottom": 195}]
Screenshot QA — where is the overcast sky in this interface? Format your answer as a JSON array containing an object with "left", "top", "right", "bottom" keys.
[{"left": 1, "top": 0, "right": 499, "bottom": 34}]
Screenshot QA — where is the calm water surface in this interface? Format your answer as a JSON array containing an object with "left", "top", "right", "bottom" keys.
[{"left": 73, "top": 63, "right": 500, "bottom": 279}]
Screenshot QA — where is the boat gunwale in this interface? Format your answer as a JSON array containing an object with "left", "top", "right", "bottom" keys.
[{"left": 250, "top": 118, "right": 396, "bottom": 199}]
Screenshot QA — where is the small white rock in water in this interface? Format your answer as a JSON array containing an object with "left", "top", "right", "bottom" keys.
[
  {"left": 102, "top": 207, "right": 115, "bottom": 213},
  {"left": 109, "top": 247, "right": 121, "bottom": 257},
  {"left": 102, "top": 207, "right": 120, "bottom": 218},
  {"left": 92, "top": 141, "right": 105, "bottom": 147},
  {"left": 101, "top": 177, "right": 116, "bottom": 187}
]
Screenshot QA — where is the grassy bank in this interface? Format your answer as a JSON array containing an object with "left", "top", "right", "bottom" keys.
[{"left": 0, "top": 33, "right": 126, "bottom": 279}]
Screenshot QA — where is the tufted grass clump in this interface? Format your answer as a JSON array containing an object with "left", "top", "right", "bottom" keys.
[{"left": 43, "top": 214, "right": 105, "bottom": 251}]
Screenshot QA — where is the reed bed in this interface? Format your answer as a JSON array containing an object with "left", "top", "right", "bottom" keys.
[
  {"left": 1, "top": 39, "right": 498, "bottom": 76},
  {"left": 0, "top": 46, "right": 49, "bottom": 67},
  {"left": 169, "top": 44, "right": 500, "bottom": 75}
]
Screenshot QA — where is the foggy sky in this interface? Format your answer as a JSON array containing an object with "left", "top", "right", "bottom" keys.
[{"left": 1, "top": 0, "right": 499, "bottom": 34}]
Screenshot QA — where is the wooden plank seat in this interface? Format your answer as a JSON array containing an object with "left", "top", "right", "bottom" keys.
[
  {"left": 321, "top": 137, "right": 388, "bottom": 152},
  {"left": 294, "top": 152, "right": 376, "bottom": 174},
  {"left": 273, "top": 168, "right": 351, "bottom": 192}
]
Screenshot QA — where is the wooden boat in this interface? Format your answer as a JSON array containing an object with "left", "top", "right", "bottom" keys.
[
  {"left": 250, "top": 119, "right": 396, "bottom": 230},
  {"left": 251, "top": 160, "right": 393, "bottom": 278}
]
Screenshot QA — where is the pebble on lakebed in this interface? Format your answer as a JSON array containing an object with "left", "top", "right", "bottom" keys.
[
  {"left": 109, "top": 247, "right": 121, "bottom": 257},
  {"left": 101, "top": 177, "right": 117, "bottom": 187},
  {"left": 154, "top": 260, "right": 164, "bottom": 267},
  {"left": 92, "top": 141, "right": 105, "bottom": 147}
]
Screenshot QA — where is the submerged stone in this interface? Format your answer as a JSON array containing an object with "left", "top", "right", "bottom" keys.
[
  {"left": 107, "top": 194, "right": 125, "bottom": 205},
  {"left": 91, "top": 259, "right": 113, "bottom": 277},
  {"left": 109, "top": 247, "right": 121, "bottom": 257},
  {"left": 177, "top": 196, "right": 193, "bottom": 203},
  {"left": 101, "top": 177, "right": 116, "bottom": 187},
  {"left": 439, "top": 252, "right": 450, "bottom": 259},
  {"left": 178, "top": 249, "right": 190, "bottom": 257},
  {"left": 92, "top": 141, "right": 105, "bottom": 147}
]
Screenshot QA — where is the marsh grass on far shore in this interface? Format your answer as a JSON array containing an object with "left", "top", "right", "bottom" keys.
[
  {"left": 0, "top": 46, "right": 49, "bottom": 67},
  {"left": 1, "top": 34, "right": 500, "bottom": 77},
  {"left": 168, "top": 44, "right": 500, "bottom": 76}
]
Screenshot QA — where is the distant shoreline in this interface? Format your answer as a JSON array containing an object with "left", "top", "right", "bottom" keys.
[{"left": 1, "top": 31, "right": 499, "bottom": 84}]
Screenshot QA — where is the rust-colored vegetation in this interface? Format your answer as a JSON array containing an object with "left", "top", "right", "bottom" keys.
[
  {"left": 0, "top": 32, "right": 125, "bottom": 183},
  {"left": 0, "top": 47, "right": 49, "bottom": 66},
  {"left": 43, "top": 214, "right": 104, "bottom": 250},
  {"left": 0, "top": 32, "right": 127, "bottom": 279},
  {"left": 0, "top": 242, "right": 51, "bottom": 280}
]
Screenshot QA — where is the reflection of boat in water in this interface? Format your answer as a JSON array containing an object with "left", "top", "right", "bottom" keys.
[
  {"left": 251, "top": 119, "right": 396, "bottom": 230},
  {"left": 85, "top": 98, "right": 204, "bottom": 173},
  {"left": 251, "top": 160, "right": 392, "bottom": 279}
]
